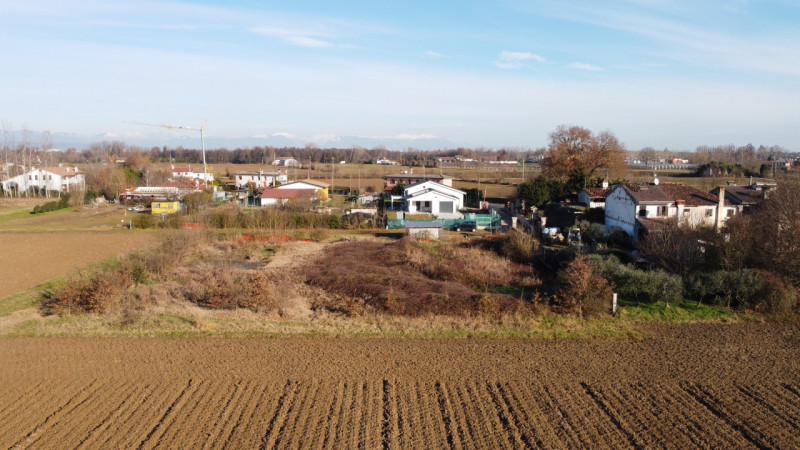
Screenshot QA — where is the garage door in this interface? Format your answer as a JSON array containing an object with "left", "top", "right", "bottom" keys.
[{"left": 440, "top": 201, "right": 453, "bottom": 213}]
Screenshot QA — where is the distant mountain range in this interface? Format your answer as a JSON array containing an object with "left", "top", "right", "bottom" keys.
[{"left": 6, "top": 130, "right": 463, "bottom": 152}]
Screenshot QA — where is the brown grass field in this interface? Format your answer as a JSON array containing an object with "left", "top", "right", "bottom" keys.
[
  {"left": 0, "top": 322, "right": 797, "bottom": 448},
  {"left": 0, "top": 231, "right": 157, "bottom": 299}
]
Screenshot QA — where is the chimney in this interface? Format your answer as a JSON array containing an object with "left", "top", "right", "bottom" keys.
[{"left": 716, "top": 186, "right": 726, "bottom": 230}]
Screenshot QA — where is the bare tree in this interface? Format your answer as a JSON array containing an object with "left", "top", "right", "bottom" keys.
[{"left": 541, "top": 125, "right": 627, "bottom": 179}]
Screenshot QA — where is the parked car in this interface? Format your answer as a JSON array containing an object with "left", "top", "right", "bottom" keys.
[{"left": 454, "top": 220, "right": 477, "bottom": 232}]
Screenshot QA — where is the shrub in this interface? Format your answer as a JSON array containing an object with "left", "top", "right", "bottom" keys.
[
  {"left": 42, "top": 265, "right": 132, "bottom": 315},
  {"left": 753, "top": 270, "right": 799, "bottom": 314},
  {"left": 554, "top": 254, "right": 612, "bottom": 317},
  {"left": 132, "top": 213, "right": 156, "bottom": 229},
  {"left": 589, "top": 254, "right": 683, "bottom": 306},
  {"left": 328, "top": 214, "right": 341, "bottom": 229},
  {"left": 184, "top": 269, "right": 276, "bottom": 312},
  {"left": 500, "top": 229, "right": 538, "bottom": 263},
  {"left": 684, "top": 269, "right": 763, "bottom": 309}
]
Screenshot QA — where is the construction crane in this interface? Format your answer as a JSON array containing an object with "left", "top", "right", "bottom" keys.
[{"left": 125, "top": 120, "right": 210, "bottom": 187}]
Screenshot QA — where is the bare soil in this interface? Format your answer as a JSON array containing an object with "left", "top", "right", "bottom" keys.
[
  {"left": 0, "top": 231, "right": 156, "bottom": 299},
  {"left": 0, "top": 322, "right": 797, "bottom": 448}
]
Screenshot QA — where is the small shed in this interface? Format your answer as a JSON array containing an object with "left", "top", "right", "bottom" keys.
[{"left": 405, "top": 220, "right": 443, "bottom": 239}]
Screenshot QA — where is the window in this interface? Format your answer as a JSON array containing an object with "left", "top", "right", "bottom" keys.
[
  {"left": 727, "top": 209, "right": 735, "bottom": 217},
  {"left": 658, "top": 206, "right": 668, "bottom": 216},
  {"left": 638, "top": 208, "right": 647, "bottom": 217},
  {"left": 705, "top": 209, "right": 713, "bottom": 217}
]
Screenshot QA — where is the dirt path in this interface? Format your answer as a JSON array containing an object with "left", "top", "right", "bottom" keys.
[{"left": 0, "top": 322, "right": 798, "bottom": 448}]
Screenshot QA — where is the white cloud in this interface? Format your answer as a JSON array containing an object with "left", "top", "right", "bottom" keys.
[
  {"left": 271, "top": 132, "right": 295, "bottom": 138},
  {"left": 394, "top": 133, "right": 437, "bottom": 140},
  {"left": 569, "top": 62, "right": 603, "bottom": 71},
  {"left": 494, "top": 51, "right": 546, "bottom": 69},
  {"left": 311, "top": 134, "right": 340, "bottom": 143},
  {"left": 424, "top": 50, "right": 443, "bottom": 58},
  {"left": 249, "top": 26, "right": 334, "bottom": 48}
]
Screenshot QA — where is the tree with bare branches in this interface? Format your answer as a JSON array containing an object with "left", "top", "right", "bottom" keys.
[{"left": 542, "top": 125, "right": 627, "bottom": 179}]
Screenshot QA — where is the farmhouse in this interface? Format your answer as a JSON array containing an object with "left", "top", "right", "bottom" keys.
[
  {"left": 402, "top": 180, "right": 465, "bottom": 219},
  {"left": 383, "top": 172, "right": 453, "bottom": 192},
  {"left": 172, "top": 165, "right": 214, "bottom": 182},
  {"left": 0, "top": 166, "right": 85, "bottom": 193},
  {"left": 605, "top": 182, "right": 735, "bottom": 242},
  {"left": 658, "top": 183, "right": 736, "bottom": 229},
  {"left": 235, "top": 170, "right": 288, "bottom": 189}
]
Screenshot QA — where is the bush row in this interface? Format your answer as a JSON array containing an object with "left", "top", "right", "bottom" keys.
[
  {"left": 31, "top": 195, "right": 71, "bottom": 214},
  {"left": 588, "top": 254, "right": 798, "bottom": 313}
]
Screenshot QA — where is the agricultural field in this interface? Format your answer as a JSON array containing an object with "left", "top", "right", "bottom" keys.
[
  {"left": 0, "top": 197, "right": 159, "bottom": 299},
  {"left": 0, "top": 322, "right": 797, "bottom": 447}
]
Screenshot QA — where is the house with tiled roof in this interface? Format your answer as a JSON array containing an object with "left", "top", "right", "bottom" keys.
[
  {"left": 259, "top": 188, "right": 316, "bottom": 206},
  {"left": 577, "top": 185, "right": 610, "bottom": 208},
  {"left": 710, "top": 182, "right": 775, "bottom": 213},
  {"left": 605, "top": 181, "right": 736, "bottom": 242},
  {"left": 383, "top": 172, "right": 453, "bottom": 192},
  {"left": 172, "top": 165, "right": 214, "bottom": 182},
  {"left": 0, "top": 166, "right": 85, "bottom": 193},
  {"left": 658, "top": 183, "right": 736, "bottom": 229}
]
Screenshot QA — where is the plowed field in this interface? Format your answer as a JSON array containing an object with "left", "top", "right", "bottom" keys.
[{"left": 1, "top": 322, "right": 798, "bottom": 448}]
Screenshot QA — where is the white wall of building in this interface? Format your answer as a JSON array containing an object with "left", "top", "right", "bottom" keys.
[{"left": 603, "top": 187, "right": 637, "bottom": 236}]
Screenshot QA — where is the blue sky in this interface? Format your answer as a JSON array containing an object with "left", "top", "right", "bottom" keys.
[{"left": 2, "top": 0, "right": 799, "bottom": 150}]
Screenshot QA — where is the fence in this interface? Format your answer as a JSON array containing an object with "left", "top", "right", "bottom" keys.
[{"left": 386, "top": 213, "right": 501, "bottom": 230}]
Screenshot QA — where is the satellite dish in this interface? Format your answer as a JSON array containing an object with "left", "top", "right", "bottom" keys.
[{"left": 653, "top": 171, "right": 659, "bottom": 185}]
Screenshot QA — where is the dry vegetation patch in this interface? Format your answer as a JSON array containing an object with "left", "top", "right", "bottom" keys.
[{"left": 305, "top": 238, "right": 539, "bottom": 317}]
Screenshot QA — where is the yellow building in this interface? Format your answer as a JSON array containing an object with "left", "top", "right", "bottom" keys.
[{"left": 151, "top": 201, "right": 181, "bottom": 215}]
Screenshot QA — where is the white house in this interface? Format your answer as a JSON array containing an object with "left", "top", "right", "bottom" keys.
[
  {"left": 235, "top": 170, "right": 288, "bottom": 189},
  {"left": 172, "top": 165, "right": 214, "bottom": 182},
  {"left": 1, "top": 166, "right": 85, "bottom": 193},
  {"left": 605, "top": 182, "right": 735, "bottom": 242},
  {"left": 403, "top": 180, "right": 465, "bottom": 219},
  {"left": 605, "top": 183, "right": 674, "bottom": 241},
  {"left": 277, "top": 180, "right": 330, "bottom": 195},
  {"left": 260, "top": 188, "right": 315, "bottom": 206},
  {"left": 658, "top": 183, "right": 736, "bottom": 229}
]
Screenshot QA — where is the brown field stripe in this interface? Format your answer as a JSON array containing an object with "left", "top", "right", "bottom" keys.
[
  {"left": 260, "top": 380, "right": 300, "bottom": 449},
  {"left": 9, "top": 379, "right": 100, "bottom": 449},
  {"left": 137, "top": 378, "right": 197, "bottom": 450},
  {"left": 320, "top": 380, "right": 346, "bottom": 449},
  {"left": 736, "top": 384, "right": 800, "bottom": 432},
  {"left": 580, "top": 382, "right": 644, "bottom": 450},
  {"left": 682, "top": 383, "right": 771, "bottom": 450},
  {"left": 434, "top": 381, "right": 458, "bottom": 449}
]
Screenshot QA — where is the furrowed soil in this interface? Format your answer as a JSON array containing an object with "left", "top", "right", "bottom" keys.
[{"left": 0, "top": 322, "right": 798, "bottom": 448}]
